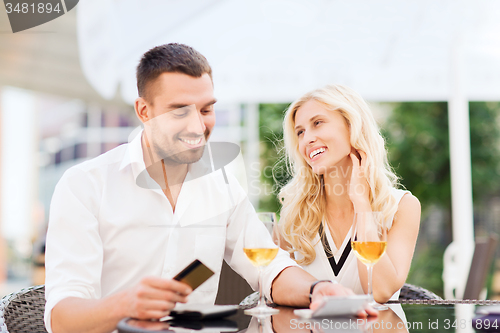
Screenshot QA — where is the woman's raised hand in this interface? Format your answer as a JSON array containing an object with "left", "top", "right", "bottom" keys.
[{"left": 349, "top": 149, "right": 371, "bottom": 212}]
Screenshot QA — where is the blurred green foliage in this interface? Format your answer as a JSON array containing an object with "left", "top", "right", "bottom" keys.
[
  {"left": 258, "top": 103, "right": 290, "bottom": 213},
  {"left": 469, "top": 102, "right": 500, "bottom": 199},
  {"left": 381, "top": 102, "right": 451, "bottom": 209},
  {"left": 406, "top": 243, "right": 446, "bottom": 297},
  {"left": 382, "top": 101, "right": 500, "bottom": 211}
]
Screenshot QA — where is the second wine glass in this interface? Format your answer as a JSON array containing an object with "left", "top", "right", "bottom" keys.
[
  {"left": 243, "top": 212, "right": 280, "bottom": 316},
  {"left": 351, "top": 211, "right": 388, "bottom": 310}
]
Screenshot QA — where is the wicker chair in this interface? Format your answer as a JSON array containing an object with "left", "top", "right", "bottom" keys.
[
  {"left": 0, "top": 285, "right": 47, "bottom": 333},
  {"left": 398, "top": 283, "right": 442, "bottom": 301}
]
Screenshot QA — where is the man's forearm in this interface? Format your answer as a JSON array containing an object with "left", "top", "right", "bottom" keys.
[
  {"left": 271, "top": 266, "right": 316, "bottom": 307},
  {"left": 51, "top": 292, "right": 127, "bottom": 333},
  {"left": 50, "top": 277, "right": 190, "bottom": 333}
]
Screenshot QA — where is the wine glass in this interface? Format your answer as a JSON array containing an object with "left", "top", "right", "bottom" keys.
[
  {"left": 351, "top": 211, "right": 388, "bottom": 310},
  {"left": 247, "top": 315, "right": 273, "bottom": 333},
  {"left": 243, "top": 212, "right": 280, "bottom": 316}
]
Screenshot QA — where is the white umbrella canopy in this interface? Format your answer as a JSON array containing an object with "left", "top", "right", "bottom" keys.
[
  {"left": 77, "top": 0, "right": 500, "bottom": 104},
  {"left": 77, "top": 0, "right": 500, "bottom": 299}
]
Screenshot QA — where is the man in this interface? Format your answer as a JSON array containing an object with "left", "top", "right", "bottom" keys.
[{"left": 44, "top": 43, "right": 364, "bottom": 333}]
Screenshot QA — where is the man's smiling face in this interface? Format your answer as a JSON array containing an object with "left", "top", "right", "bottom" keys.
[{"left": 143, "top": 72, "right": 216, "bottom": 165}]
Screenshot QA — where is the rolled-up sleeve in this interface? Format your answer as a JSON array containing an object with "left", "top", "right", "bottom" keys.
[
  {"left": 223, "top": 173, "right": 298, "bottom": 303},
  {"left": 44, "top": 166, "right": 104, "bottom": 333}
]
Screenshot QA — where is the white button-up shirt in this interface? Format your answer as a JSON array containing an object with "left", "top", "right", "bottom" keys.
[{"left": 44, "top": 131, "right": 297, "bottom": 333}]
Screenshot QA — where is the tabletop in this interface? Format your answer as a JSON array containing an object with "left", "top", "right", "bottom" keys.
[{"left": 117, "top": 303, "right": 498, "bottom": 333}]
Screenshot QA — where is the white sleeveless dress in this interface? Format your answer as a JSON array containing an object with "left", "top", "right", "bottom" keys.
[{"left": 295, "top": 188, "right": 410, "bottom": 301}]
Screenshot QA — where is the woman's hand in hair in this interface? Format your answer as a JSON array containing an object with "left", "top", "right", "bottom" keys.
[{"left": 348, "top": 149, "right": 371, "bottom": 212}]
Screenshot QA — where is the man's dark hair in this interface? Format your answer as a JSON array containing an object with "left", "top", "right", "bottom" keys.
[{"left": 136, "top": 43, "right": 212, "bottom": 103}]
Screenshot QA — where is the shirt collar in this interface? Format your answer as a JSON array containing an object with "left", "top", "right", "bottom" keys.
[{"left": 119, "top": 129, "right": 146, "bottom": 181}]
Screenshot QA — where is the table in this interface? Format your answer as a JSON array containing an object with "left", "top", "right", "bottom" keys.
[{"left": 117, "top": 303, "right": 498, "bottom": 333}]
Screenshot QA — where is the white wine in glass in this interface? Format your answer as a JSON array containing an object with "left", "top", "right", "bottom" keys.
[
  {"left": 243, "top": 212, "right": 280, "bottom": 316},
  {"left": 351, "top": 241, "right": 387, "bottom": 266},
  {"left": 243, "top": 248, "right": 279, "bottom": 267},
  {"left": 351, "top": 211, "right": 388, "bottom": 310}
]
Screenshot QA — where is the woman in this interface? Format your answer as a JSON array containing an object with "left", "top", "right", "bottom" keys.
[{"left": 279, "top": 84, "right": 421, "bottom": 302}]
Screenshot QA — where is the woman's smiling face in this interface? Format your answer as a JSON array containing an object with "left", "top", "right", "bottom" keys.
[{"left": 294, "top": 99, "right": 351, "bottom": 174}]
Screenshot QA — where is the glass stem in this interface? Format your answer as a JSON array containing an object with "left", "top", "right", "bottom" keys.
[
  {"left": 367, "top": 265, "right": 374, "bottom": 304},
  {"left": 258, "top": 266, "right": 266, "bottom": 307}
]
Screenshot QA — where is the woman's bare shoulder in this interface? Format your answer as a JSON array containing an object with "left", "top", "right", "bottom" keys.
[
  {"left": 393, "top": 193, "right": 421, "bottom": 229},
  {"left": 398, "top": 193, "right": 421, "bottom": 213}
]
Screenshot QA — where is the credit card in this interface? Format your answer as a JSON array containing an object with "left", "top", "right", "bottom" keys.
[{"left": 173, "top": 259, "right": 214, "bottom": 290}]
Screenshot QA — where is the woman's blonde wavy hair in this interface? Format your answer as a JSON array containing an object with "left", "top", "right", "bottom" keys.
[{"left": 279, "top": 84, "right": 399, "bottom": 265}]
